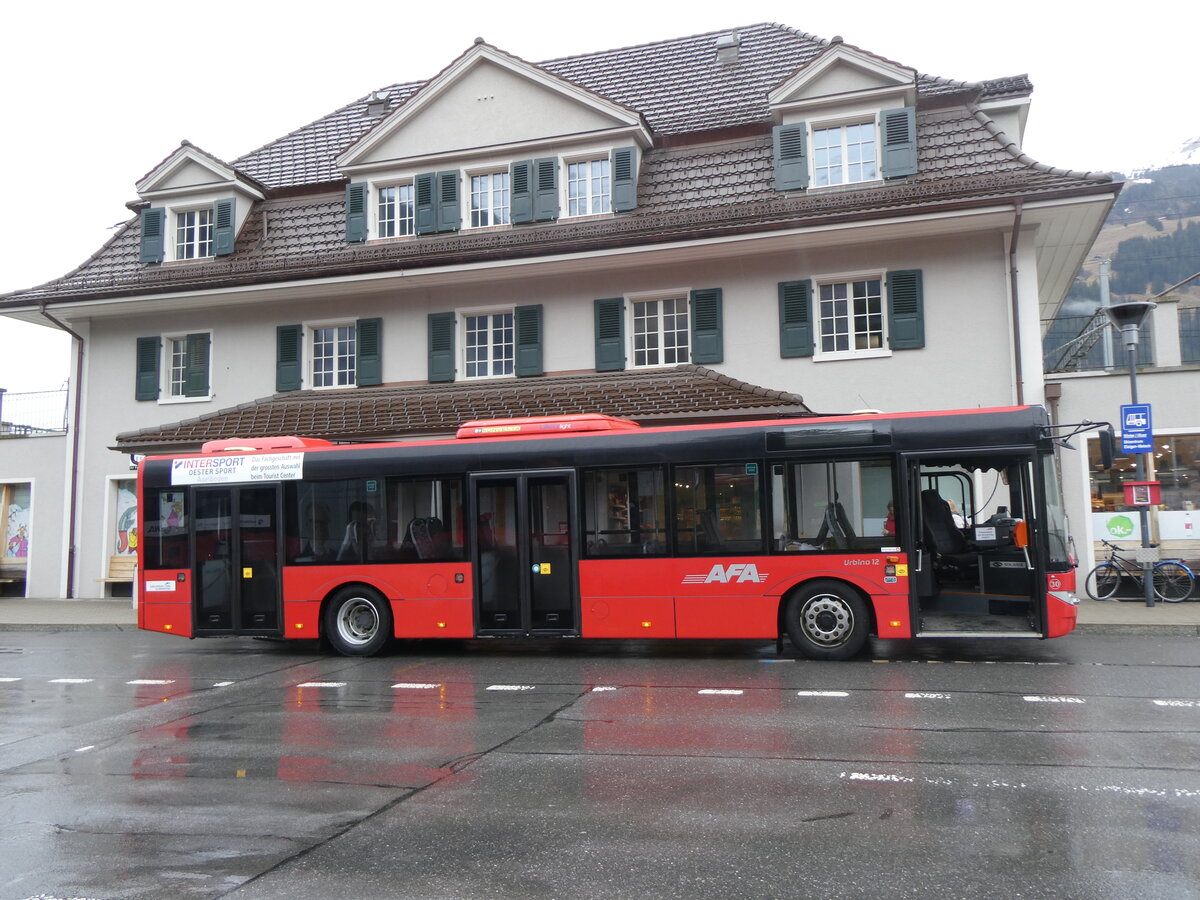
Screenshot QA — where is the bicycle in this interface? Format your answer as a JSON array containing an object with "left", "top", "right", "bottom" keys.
[{"left": 1084, "top": 538, "right": 1195, "bottom": 602}]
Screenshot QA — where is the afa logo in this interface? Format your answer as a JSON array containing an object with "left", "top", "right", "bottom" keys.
[
  {"left": 682, "top": 563, "right": 769, "bottom": 584},
  {"left": 1105, "top": 515, "right": 1135, "bottom": 539}
]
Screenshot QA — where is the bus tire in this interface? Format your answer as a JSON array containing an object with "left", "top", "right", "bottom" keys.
[
  {"left": 784, "top": 580, "right": 869, "bottom": 661},
  {"left": 323, "top": 586, "right": 393, "bottom": 657}
]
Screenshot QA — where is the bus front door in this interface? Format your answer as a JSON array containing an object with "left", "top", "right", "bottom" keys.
[
  {"left": 192, "top": 485, "right": 283, "bottom": 636},
  {"left": 472, "top": 471, "right": 578, "bottom": 636}
]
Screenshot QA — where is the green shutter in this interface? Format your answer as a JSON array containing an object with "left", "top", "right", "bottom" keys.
[
  {"left": 428, "top": 312, "right": 456, "bottom": 383},
  {"left": 533, "top": 157, "right": 559, "bottom": 221},
  {"left": 514, "top": 305, "right": 544, "bottom": 377},
  {"left": 887, "top": 269, "right": 925, "bottom": 350},
  {"left": 690, "top": 288, "right": 723, "bottom": 364},
  {"left": 213, "top": 198, "right": 236, "bottom": 256},
  {"left": 135, "top": 336, "right": 160, "bottom": 401},
  {"left": 772, "top": 123, "right": 809, "bottom": 191},
  {"left": 611, "top": 146, "right": 637, "bottom": 212},
  {"left": 345, "top": 182, "right": 368, "bottom": 242},
  {"left": 594, "top": 298, "right": 625, "bottom": 372},
  {"left": 436, "top": 170, "right": 461, "bottom": 232},
  {"left": 139, "top": 208, "right": 166, "bottom": 264},
  {"left": 356, "top": 317, "right": 383, "bottom": 386},
  {"left": 276, "top": 324, "right": 303, "bottom": 392},
  {"left": 778, "top": 280, "right": 814, "bottom": 358},
  {"left": 415, "top": 173, "right": 437, "bottom": 234},
  {"left": 510, "top": 160, "right": 533, "bottom": 224},
  {"left": 184, "top": 332, "right": 210, "bottom": 397},
  {"left": 881, "top": 107, "right": 918, "bottom": 178}
]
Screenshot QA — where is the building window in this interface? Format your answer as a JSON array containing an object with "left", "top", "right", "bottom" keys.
[
  {"left": 377, "top": 184, "right": 415, "bottom": 238},
  {"left": 464, "top": 312, "right": 514, "bottom": 378},
  {"left": 813, "top": 122, "right": 878, "bottom": 187},
  {"left": 167, "top": 338, "right": 190, "bottom": 397},
  {"left": 632, "top": 297, "right": 689, "bottom": 367},
  {"left": 818, "top": 278, "right": 884, "bottom": 354},
  {"left": 470, "top": 172, "right": 510, "bottom": 227},
  {"left": 567, "top": 158, "right": 611, "bottom": 216},
  {"left": 175, "top": 209, "right": 213, "bottom": 259},
  {"left": 312, "top": 325, "right": 356, "bottom": 388}
]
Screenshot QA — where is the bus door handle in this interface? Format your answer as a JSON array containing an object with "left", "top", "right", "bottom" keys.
[{"left": 915, "top": 548, "right": 924, "bottom": 571}]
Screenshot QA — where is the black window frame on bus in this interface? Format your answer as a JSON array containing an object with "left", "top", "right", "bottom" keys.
[
  {"left": 670, "top": 460, "right": 768, "bottom": 557},
  {"left": 768, "top": 455, "right": 899, "bottom": 553}
]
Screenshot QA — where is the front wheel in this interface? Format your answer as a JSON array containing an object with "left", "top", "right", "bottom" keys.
[
  {"left": 1152, "top": 561, "right": 1195, "bottom": 603},
  {"left": 1084, "top": 563, "right": 1121, "bottom": 600},
  {"left": 323, "top": 586, "right": 393, "bottom": 656},
  {"left": 784, "top": 580, "right": 869, "bottom": 661}
]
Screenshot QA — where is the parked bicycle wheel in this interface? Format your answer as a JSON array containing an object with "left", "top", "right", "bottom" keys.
[
  {"left": 1084, "top": 563, "right": 1121, "bottom": 600},
  {"left": 1152, "top": 561, "right": 1195, "bottom": 603}
]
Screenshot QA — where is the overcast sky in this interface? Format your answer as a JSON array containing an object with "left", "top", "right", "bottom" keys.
[{"left": 1, "top": 0, "right": 1196, "bottom": 393}]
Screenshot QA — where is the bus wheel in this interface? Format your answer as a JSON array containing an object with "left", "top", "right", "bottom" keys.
[
  {"left": 323, "top": 587, "right": 393, "bottom": 657},
  {"left": 785, "top": 581, "right": 868, "bottom": 661}
]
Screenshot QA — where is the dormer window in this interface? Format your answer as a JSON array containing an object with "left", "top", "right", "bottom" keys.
[
  {"left": 567, "top": 158, "right": 611, "bottom": 216},
  {"left": 812, "top": 121, "right": 878, "bottom": 187},
  {"left": 469, "top": 172, "right": 511, "bottom": 227},
  {"left": 175, "top": 209, "right": 214, "bottom": 259},
  {"left": 377, "top": 183, "right": 415, "bottom": 238}
]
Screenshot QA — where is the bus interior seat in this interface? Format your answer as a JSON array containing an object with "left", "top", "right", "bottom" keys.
[
  {"left": 814, "top": 502, "right": 852, "bottom": 549},
  {"left": 698, "top": 509, "right": 722, "bottom": 549},
  {"left": 921, "top": 490, "right": 978, "bottom": 575}
]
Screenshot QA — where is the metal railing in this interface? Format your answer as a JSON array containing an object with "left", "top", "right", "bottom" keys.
[
  {"left": 0, "top": 388, "right": 69, "bottom": 436},
  {"left": 1043, "top": 312, "right": 1154, "bottom": 373}
]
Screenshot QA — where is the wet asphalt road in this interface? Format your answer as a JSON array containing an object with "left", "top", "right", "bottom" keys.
[{"left": 0, "top": 631, "right": 1197, "bottom": 900}]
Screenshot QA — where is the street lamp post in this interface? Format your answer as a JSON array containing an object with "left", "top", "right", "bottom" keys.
[{"left": 1103, "top": 300, "right": 1157, "bottom": 607}]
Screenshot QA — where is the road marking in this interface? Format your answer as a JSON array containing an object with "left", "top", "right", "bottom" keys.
[
  {"left": 296, "top": 681, "right": 345, "bottom": 688},
  {"left": 841, "top": 771, "right": 1200, "bottom": 801},
  {"left": 212, "top": 681, "right": 234, "bottom": 688},
  {"left": 0, "top": 677, "right": 21, "bottom": 682},
  {"left": 797, "top": 690, "right": 849, "bottom": 697},
  {"left": 1153, "top": 699, "right": 1199, "bottom": 708},
  {"left": 905, "top": 692, "right": 951, "bottom": 699},
  {"left": 1024, "top": 695, "right": 1085, "bottom": 704},
  {"left": 75, "top": 745, "right": 95, "bottom": 753},
  {"left": 698, "top": 689, "right": 744, "bottom": 695},
  {"left": 50, "top": 678, "right": 94, "bottom": 684},
  {"left": 591, "top": 686, "right": 617, "bottom": 692},
  {"left": 393, "top": 682, "right": 440, "bottom": 689},
  {"left": 127, "top": 679, "right": 175, "bottom": 685},
  {"left": 487, "top": 684, "right": 535, "bottom": 691}
]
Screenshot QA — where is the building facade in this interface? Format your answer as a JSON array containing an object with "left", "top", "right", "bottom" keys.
[{"left": 0, "top": 24, "right": 1121, "bottom": 598}]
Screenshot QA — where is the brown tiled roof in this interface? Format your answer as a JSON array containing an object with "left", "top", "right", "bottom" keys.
[{"left": 112, "top": 365, "right": 812, "bottom": 453}]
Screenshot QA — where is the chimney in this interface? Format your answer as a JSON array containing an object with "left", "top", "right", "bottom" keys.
[
  {"left": 715, "top": 32, "right": 740, "bottom": 65},
  {"left": 365, "top": 90, "right": 388, "bottom": 117}
]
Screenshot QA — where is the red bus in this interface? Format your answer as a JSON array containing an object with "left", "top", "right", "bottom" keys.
[{"left": 136, "top": 406, "right": 1080, "bottom": 660}]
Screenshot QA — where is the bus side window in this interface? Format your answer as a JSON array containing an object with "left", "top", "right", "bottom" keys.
[
  {"left": 772, "top": 459, "right": 894, "bottom": 551},
  {"left": 582, "top": 468, "right": 666, "bottom": 557},
  {"left": 673, "top": 464, "right": 763, "bottom": 555}
]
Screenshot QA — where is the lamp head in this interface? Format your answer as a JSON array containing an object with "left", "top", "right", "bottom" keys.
[{"left": 1103, "top": 301, "right": 1156, "bottom": 349}]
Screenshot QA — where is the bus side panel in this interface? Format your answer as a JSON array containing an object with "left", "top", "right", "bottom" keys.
[
  {"left": 138, "top": 570, "right": 193, "bottom": 637},
  {"left": 1045, "top": 569, "right": 1078, "bottom": 638},
  {"left": 579, "top": 560, "right": 678, "bottom": 638},
  {"left": 281, "top": 564, "right": 475, "bottom": 639}
]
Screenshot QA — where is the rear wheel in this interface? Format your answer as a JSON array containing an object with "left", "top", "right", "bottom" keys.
[
  {"left": 1152, "top": 561, "right": 1195, "bottom": 602},
  {"left": 1084, "top": 563, "right": 1120, "bottom": 600},
  {"left": 323, "top": 586, "right": 393, "bottom": 656},
  {"left": 784, "top": 580, "right": 869, "bottom": 661}
]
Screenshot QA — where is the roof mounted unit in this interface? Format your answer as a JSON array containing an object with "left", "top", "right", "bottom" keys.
[
  {"left": 456, "top": 414, "right": 642, "bottom": 439},
  {"left": 715, "top": 32, "right": 740, "bottom": 65}
]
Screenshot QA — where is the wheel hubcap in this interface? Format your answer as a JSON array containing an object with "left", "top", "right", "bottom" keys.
[
  {"left": 337, "top": 598, "right": 379, "bottom": 645},
  {"left": 800, "top": 594, "right": 853, "bottom": 646}
]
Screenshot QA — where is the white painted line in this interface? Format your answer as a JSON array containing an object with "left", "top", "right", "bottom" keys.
[
  {"left": 905, "top": 692, "right": 951, "bottom": 699},
  {"left": 212, "top": 681, "right": 234, "bottom": 688},
  {"left": 75, "top": 745, "right": 95, "bottom": 753},
  {"left": 50, "top": 678, "right": 94, "bottom": 684},
  {"left": 127, "top": 679, "right": 176, "bottom": 686},
  {"left": 296, "top": 681, "right": 346, "bottom": 688},
  {"left": 1024, "top": 695, "right": 1085, "bottom": 704},
  {"left": 1153, "top": 699, "right": 1199, "bottom": 708},
  {"left": 392, "top": 682, "right": 440, "bottom": 690},
  {"left": 846, "top": 771, "right": 915, "bottom": 783},
  {"left": 796, "top": 690, "right": 849, "bottom": 697},
  {"left": 0, "top": 677, "right": 22, "bottom": 683},
  {"left": 591, "top": 686, "right": 617, "bottom": 692},
  {"left": 698, "top": 689, "right": 744, "bottom": 695},
  {"left": 487, "top": 684, "right": 535, "bottom": 692}
]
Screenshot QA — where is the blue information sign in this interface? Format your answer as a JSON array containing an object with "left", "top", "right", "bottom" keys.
[{"left": 1120, "top": 403, "right": 1153, "bottom": 453}]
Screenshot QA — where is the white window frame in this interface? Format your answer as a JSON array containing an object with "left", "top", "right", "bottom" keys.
[
  {"left": 812, "top": 271, "right": 890, "bottom": 362},
  {"left": 308, "top": 321, "right": 357, "bottom": 390},
  {"left": 158, "top": 331, "right": 213, "bottom": 404},
  {"left": 466, "top": 169, "right": 511, "bottom": 228},
  {"left": 628, "top": 291, "right": 690, "bottom": 369},
  {"left": 564, "top": 155, "right": 612, "bottom": 217},
  {"left": 461, "top": 307, "right": 515, "bottom": 380},
  {"left": 173, "top": 207, "right": 214, "bottom": 260},
  {"left": 810, "top": 115, "right": 881, "bottom": 188},
  {"left": 375, "top": 181, "right": 416, "bottom": 239}
]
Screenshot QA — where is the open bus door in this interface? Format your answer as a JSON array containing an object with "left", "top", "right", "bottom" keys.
[{"left": 904, "top": 450, "right": 1045, "bottom": 638}]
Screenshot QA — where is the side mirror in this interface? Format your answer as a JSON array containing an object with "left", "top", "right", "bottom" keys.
[{"left": 1098, "top": 426, "right": 1116, "bottom": 470}]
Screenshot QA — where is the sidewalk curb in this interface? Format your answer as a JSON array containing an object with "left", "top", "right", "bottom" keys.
[{"left": 0, "top": 624, "right": 136, "bottom": 632}]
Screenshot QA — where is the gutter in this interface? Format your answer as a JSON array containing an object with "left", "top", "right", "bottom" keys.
[
  {"left": 37, "top": 304, "right": 84, "bottom": 598},
  {"left": 1008, "top": 199, "right": 1024, "bottom": 405}
]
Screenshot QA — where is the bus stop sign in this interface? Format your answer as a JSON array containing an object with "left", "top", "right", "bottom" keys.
[{"left": 1120, "top": 403, "right": 1152, "bottom": 453}]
